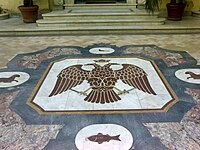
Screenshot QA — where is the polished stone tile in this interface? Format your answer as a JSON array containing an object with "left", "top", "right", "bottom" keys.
[
  {"left": 0, "top": 34, "right": 200, "bottom": 150},
  {"left": 75, "top": 124, "right": 133, "bottom": 150},
  {"left": 31, "top": 57, "right": 173, "bottom": 112},
  {"left": 175, "top": 68, "right": 200, "bottom": 84}
]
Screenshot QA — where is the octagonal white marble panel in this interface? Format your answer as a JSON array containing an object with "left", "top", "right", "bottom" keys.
[{"left": 29, "top": 57, "right": 176, "bottom": 113}]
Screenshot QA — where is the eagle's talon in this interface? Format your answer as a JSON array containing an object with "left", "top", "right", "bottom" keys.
[
  {"left": 79, "top": 91, "right": 88, "bottom": 96},
  {"left": 70, "top": 88, "right": 88, "bottom": 96},
  {"left": 118, "top": 90, "right": 129, "bottom": 95}
]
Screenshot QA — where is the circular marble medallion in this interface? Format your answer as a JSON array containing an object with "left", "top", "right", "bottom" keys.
[
  {"left": 75, "top": 124, "right": 133, "bottom": 150},
  {"left": 89, "top": 47, "right": 115, "bottom": 54},
  {"left": 0, "top": 72, "right": 30, "bottom": 88},
  {"left": 175, "top": 69, "right": 200, "bottom": 84}
]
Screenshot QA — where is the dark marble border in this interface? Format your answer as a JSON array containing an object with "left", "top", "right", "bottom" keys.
[
  {"left": 1, "top": 44, "right": 199, "bottom": 149},
  {"left": 0, "top": 44, "right": 196, "bottom": 124}
]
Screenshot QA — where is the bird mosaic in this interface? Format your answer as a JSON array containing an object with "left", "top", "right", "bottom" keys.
[
  {"left": 0, "top": 74, "right": 20, "bottom": 83},
  {"left": 49, "top": 60, "right": 156, "bottom": 104},
  {"left": 185, "top": 71, "right": 200, "bottom": 79}
]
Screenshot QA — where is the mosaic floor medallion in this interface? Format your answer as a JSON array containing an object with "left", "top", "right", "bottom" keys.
[
  {"left": 2, "top": 44, "right": 199, "bottom": 149},
  {"left": 175, "top": 69, "right": 200, "bottom": 84},
  {"left": 75, "top": 124, "right": 133, "bottom": 150},
  {"left": 89, "top": 47, "right": 115, "bottom": 54},
  {"left": 28, "top": 57, "right": 176, "bottom": 114},
  {"left": 0, "top": 72, "right": 30, "bottom": 88}
]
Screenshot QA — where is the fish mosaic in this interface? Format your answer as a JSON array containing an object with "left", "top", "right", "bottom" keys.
[{"left": 87, "top": 133, "right": 121, "bottom": 144}]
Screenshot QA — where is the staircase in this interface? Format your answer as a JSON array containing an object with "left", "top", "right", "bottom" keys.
[
  {"left": 36, "top": 4, "right": 166, "bottom": 33},
  {"left": 192, "top": 11, "right": 200, "bottom": 18}
]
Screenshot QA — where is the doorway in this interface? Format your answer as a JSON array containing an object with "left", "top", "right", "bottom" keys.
[{"left": 75, "top": 0, "right": 126, "bottom": 4}]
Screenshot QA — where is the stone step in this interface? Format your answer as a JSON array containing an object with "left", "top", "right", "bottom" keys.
[
  {"left": 0, "top": 13, "right": 9, "bottom": 20},
  {"left": 37, "top": 18, "right": 165, "bottom": 27},
  {"left": 192, "top": 11, "right": 200, "bottom": 18},
  {"left": 64, "top": 4, "right": 137, "bottom": 9},
  {"left": 1, "top": 16, "right": 200, "bottom": 36},
  {"left": 43, "top": 14, "right": 158, "bottom": 20},
  {"left": 10, "top": 25, "right": 199, "bottom": 35},
  {"left": 37, "top": 8, "right": 165, "bottom": 28},
  {"left": 42, "top": 9, "right": 158, "bottom": 20}
]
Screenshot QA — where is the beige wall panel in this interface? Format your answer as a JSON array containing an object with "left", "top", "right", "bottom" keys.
[{"left": 0, "top": 0, "right": 199, "bottom": 13}]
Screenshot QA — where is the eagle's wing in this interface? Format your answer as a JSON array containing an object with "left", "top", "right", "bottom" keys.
[
  {"left": 49, "top": 65, "right": 89, "bottom": 97},
  {"left": 115, "top": 64, "right": 156, "bottom": 95}
]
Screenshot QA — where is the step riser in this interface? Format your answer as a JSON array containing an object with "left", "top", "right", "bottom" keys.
[
  {"left": 192, "top": 11, "right": 200, "bottom": 18},
  {"left": 1, "top": 28, "right": 200, "bottom": 36},
  {"left": 65, "top": 6, "right": 136, "bottom": 9},
  {"left": 43, "top": 16, "right": 158, "bottom": 20},
  {"left": 192, "top": 14, "right": 200, "bottom": 18},
  {"left": 37, "top": 22, "right": 164, "bottom": 27},
  {"left": 64, "top": 4, "right": 137, "bottom": 10}
]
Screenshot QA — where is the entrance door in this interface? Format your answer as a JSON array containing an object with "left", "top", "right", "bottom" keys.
[{"left": 75, "top": 0, "right": 126, "bottom": 4}]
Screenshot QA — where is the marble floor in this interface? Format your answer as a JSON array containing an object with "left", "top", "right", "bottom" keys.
[{"left": 0, "top": 34, "right": 200, "bottom": 150}]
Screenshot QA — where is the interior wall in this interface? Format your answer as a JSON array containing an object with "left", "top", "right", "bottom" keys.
[
  {"left": 160, "top": 0, "right": 200, "bottom": 11},
  {"left": 54, "top": 0, "right": 64, "bottom": 5},
  {"left": 0, "top": 0, "right": 50, "bottom": 13}
]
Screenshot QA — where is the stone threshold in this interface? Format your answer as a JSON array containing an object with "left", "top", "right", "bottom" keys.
[
  {"left": 0, "top": 13, "right": 9, "bottom": 20},
  {"left": 1, "top": 26, "right": 200, "bottom": 36},
  {"left": 0, "top": 16, "right": 200, "bottom": 36}
]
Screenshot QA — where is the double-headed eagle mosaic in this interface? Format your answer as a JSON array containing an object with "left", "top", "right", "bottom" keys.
[{"left": 49, "top": 60, "right": 156, "bottom": 104}]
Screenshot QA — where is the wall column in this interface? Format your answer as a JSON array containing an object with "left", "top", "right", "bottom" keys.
[
  {"left": 127, "top": 0, "right": 136, "bottom": 5},
  {"left": 65, "top": 0, "right": 74, "bottom": 5}
]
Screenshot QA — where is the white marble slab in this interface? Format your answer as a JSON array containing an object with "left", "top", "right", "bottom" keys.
[
  {"left": 0, "top": 72, "right": 30, "bottom": 88},
  {"left": 32, "top": 57, "right": 174, "bottom": 112},
  {"left": 89, "top": 47, "right": 115, "bottom": 54},
  {"left": 175, "top": 69, "right": 200, "bottom": 84},
  {"left": 75, "top": 124, "right": 133, "bottom": 150}
]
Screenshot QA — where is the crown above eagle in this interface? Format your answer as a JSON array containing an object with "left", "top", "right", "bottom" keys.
[{"left": 94, "top": 59, "right": 110, "bottom": 63}]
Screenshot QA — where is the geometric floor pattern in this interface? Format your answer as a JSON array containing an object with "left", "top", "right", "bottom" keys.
[
  {"left": 28, "top": 55, "right": 176, "bottom": 114},
  {"left": 1, "top": 43, "right": 200, "bottom": 149}
]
